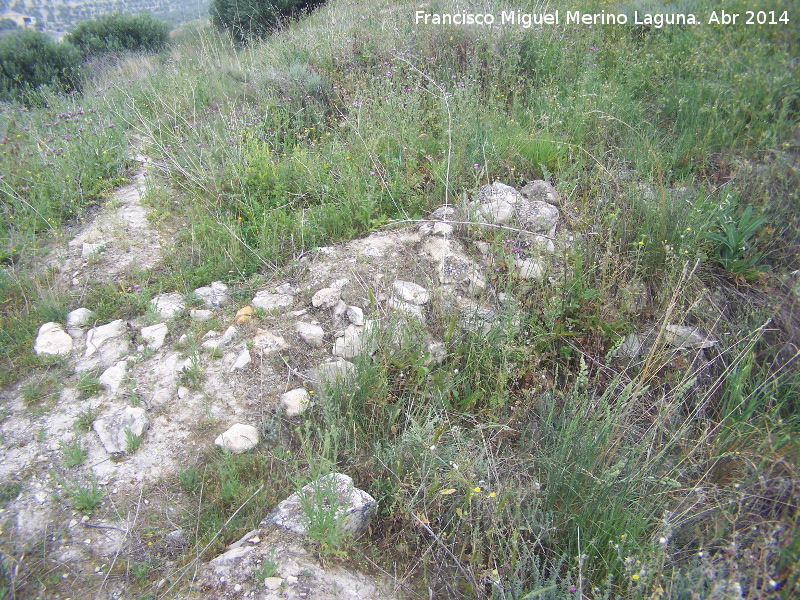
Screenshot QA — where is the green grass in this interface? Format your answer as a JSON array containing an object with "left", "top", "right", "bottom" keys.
[
  {"left": 54, "top": 469, "right": 103, "bottom": 515},
  {"left": 61, "top": 435, "right": 88, "bottom": 468}
]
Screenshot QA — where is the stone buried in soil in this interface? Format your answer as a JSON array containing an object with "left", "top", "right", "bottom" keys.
[
  {"left": 84, "top": 319, "right": 127, "bottom": 358},
  {"left": 193, "top": 281, "right": 229, "bottom": 308},
  {"left": 252, "top": 329, "right": 289, "bottom": 355},
  {"left": 231, "top": 348, "right": 251, "bottom": 371},
  {"left": 251, "top": 291, "right": 294, "bottom": 312},
  {"left": 190, "top": 309, "right": 213, "bottom": 322},
  {"left": 92, "top": 406, "right": 149, "bottom": 454},
  {"left": 141, "top": 323, "right": 168, "bottom": 349},
  {"left": 264, "top": 473, "right": 376, "bottom": 538},
  {"left": 150, "top": 293, "right": 185, "bottom": 319}
]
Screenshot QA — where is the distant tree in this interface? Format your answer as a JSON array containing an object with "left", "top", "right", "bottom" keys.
[
  {"left": 0, "top": 18, "right": 17, "bottom": 31},
  {"left": 0, "top": 29, "right": 82, "bottom": 102},
  {"left": 210, "top": 0, "right": 326, "bottom": 40},
  {"left": 66, "top": 12, "right": 171, "bottom": 56}
]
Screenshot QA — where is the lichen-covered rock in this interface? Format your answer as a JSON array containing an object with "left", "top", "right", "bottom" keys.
[
  {"left": 521, "top": 179, "right": 560, "bottom": 206},
  {"left": 515, "top": 200, "right": 560, "bottom": 236}
]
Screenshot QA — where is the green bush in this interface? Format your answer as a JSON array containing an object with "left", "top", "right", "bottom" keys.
[
  {"left": 0, "top": 29, "right": 81, "bottom": 102},
  {"left": 67, "top": 13, "right": 171, "bottom": 57},
  {"left": 210, "top": 0, "right": 326, "bottom": 40}
]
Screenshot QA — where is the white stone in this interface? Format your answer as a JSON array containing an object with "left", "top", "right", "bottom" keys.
[
  {"left": 275, "top": 283, "right": 295, "bottom": 295},
  {"left": 177, "top": 386, "right": 189, "bottom": 399},
  {"left": 251, "top": 290, "right": 293, "bottom": 311},
  {"left": 281, "top": 388, "right": 311, "bottom": 417},
  {"left": 85, "top": 320, "right": 127, "bottom": 357},
  {"left": 218, "top": 326, "right": 238, "bottom": 347},
  {"left": 479, "top": 200, "right": 514, "bottom": 224},
  {"left": 34, "top": 322, "right": 73, "bottom": 356},
  {"left": 265, "top": 473, "right": 375, "bottom": 538},
  {"left": 150, "top": 293, "right": 185, "bottom": 319},
  {"left": 253, "top": 329, "right": 289, "bottom": 355},
  {"left": 264, "top": 577, "right": 283, "bottom": 590},
  {"left": 620, "top": 333, "right": 642, "bottom": 359},
  {"left": 312, "top": 287, "right": 341, "bottom": 309},
  {"left": 295, "top": 322, "right": 325, "bottom": 348},
  {"left": 231, "top": 349, "right": 251, "bottom": 371},
  {"left": 93, "top": 407, "right": 149, "bottom": 454},
  {"left": 331, "top": 278, "right": 350, "bottom": 290},
  {"left": 190, "top": 309, "right": 213, "bottom": 322},
  {"left": 81, "top": 242, "right": 104, "bottom": 257},
  {"left": 98, "top": 360, "right": 127, "bottom": 394},
  {"left": 193, "top": 281, "right": 229, "bottom": 308},
  {"left": 393, "top": 280, "right": 430, "bottom": 305},
  {"left": 432, "top": 222, "right": 454, "bottom": 236},
  {"left": 214, "top": 424, "right": 259, "bottom": 454},
  {"left": 141, "top": 323, "right": 168, "bottom": 349},
  {"left": 425, "top": 341, "right": 446, "bottom": 365},
  {"left": 66, "top": 308, "right": 94, "bottom": 328},
  {"left": 514, "top": 258, "right": 544, "bottom": 280},
  {"left": 210, "top": 546, "right": 253, "bottom": 575},
  {"left": 346, "top": 306, "right": 364, "bottom": 326}
]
